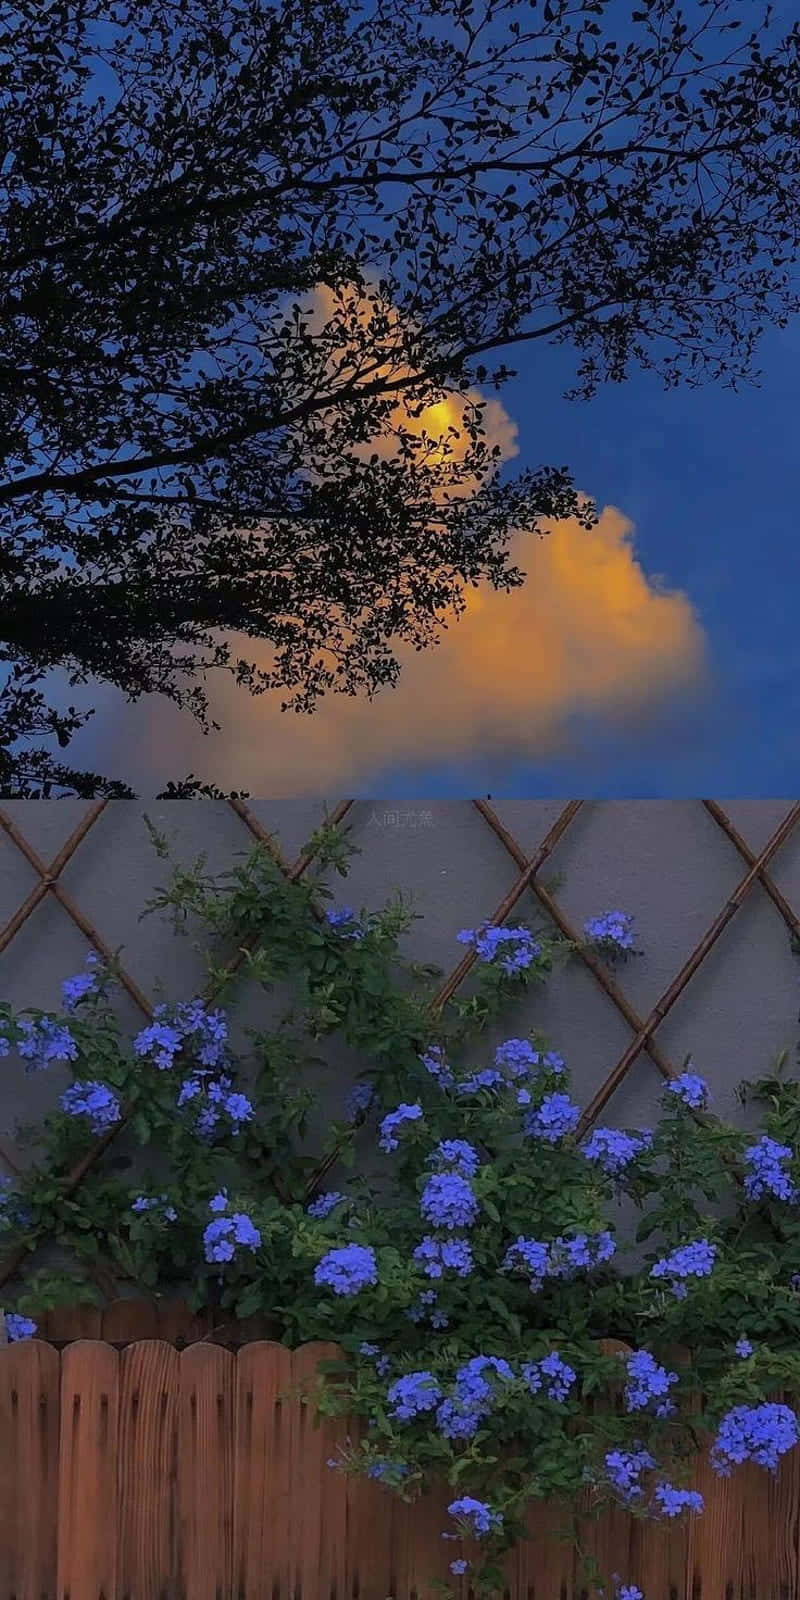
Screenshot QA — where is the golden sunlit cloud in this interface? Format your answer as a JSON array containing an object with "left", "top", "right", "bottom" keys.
[{"left": 105, "top": 274, "right": 711, "bottom": 792}]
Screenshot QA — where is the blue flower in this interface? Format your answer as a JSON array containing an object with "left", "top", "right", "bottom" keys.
[
  {"left": 493, "top": 1038, "right": 539, "bottom": 1077},
  {"left": 456, "top": 923, "right": 541, "bottom": 976},
  {"left": 710, "top": 1401, "right": 800, "bottom": 1476},
  {"left": 584, "top": 911, "right": 636, "bottom": 952},
  {"left": 378, "top": 1102, "right": 423, "bottom": 1153},
  {"left": 386, "top": 1370, "right": 443, "bottom": 1421},
  {"left": 418, "top": 1045, "right": 455, "bottom": 1089},
  {"left": 735, "top": 1337, "right": 754, "bottom": 1358},
  {"left": 176, "top": 1071, "right": 253, "bottom": 1141},
  {"left": 203, "top": 1203, "right": 262, "bottom": 1264},
  {"left": 523, "top": 1091, "right": 582, "bottom": 1144},
  {"left": 413, "top": 1234, "right": 475, "bottom": 1278},
  {"left": 325, "top": 906, "right": 365, "bottom": 939},
  {"left": 742, "top": 1136, "right": 799, "bottom": 1203},
  {"left": 621, "top": 1350, "right": 680, "bottom": 1416},
  {"left": 446, "top": 1496, "right": 503, "bottom": 1538},
  {"left": 16, "top": 1017, "right": 79, "bottom": 1072},
  {"left": 455, "top": 1067, "right": 504, "bottom": 1095},
  {"left": 581, "top": 1126, "right": 653, "bottom": 1176},
  {"left": 4, "top": 1312, "right": 38, "bottom": 1340},
  {"left": 419, "top": 1172, "right": 480, "bottom": 1231},
  {"left": 307, "top": 1191, "right": 345, "bottom": 1219},
  {"left": 651, "top": 1482, "right": 704, "bottom": 1518},
  {"left": 426, "top": 1139, "right": 480, "bottom": 1178},
  {"left": 603, "top": 1445, "right": 657, "bottom": 1503},
  {"left": 359, "top": 1341, "right": 391, "bottom": 1378},
  {"left": 548, "top": 1232, "right": 593, "bottom": 1274},
  {"left": 60, "top": 1080, "right": 122, "bottom": 1134},
  {"left": 522, "top": 1351, "right": 577, "bottom": 1403},
  {"left": 314, "top": 1243, "right": 378, "bottom": 1296},
  {"left": 500, "top": 1236, "right": 552, "bottom": 1291},
  {"left": 649, "top": 1238, "right": 716, "bottom": 1298},
  {"left": 667, "top": 1070, "right": 711, "bottom": 1110},
  {"left": 61, "top": 952, "right": 102, "bottom": 1012},
  {"left": 133, "top": 1018, "right": 184, "bottom": 1070}
]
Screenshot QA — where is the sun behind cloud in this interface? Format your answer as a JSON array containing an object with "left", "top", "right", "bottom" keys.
[{"left": 115, "top": 274, "right": 711, "bottom": 792}]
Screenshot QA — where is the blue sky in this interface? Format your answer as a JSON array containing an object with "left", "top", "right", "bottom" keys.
[{"left": 13, "top": 0, "right": 800, "bottom": 797}]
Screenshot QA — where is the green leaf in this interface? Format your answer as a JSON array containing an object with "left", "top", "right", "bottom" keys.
[{"left": 234, "top": 1283, "right": 264, "bottom": 1318}]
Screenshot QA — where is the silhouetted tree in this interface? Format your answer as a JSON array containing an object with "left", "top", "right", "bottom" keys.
[{"left": 1, "top": 0, "right": 797, "bottom": 794}]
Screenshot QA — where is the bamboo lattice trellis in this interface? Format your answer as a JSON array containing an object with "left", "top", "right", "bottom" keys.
[
  {"left": 3, "top": 801, "right": 800, "bottom": 1596},
  {"left": 2, "top": 796, "right": 800, "bottom": 1291}
]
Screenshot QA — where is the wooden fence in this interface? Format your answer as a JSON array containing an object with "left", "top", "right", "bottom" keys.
[{"left": 1, "top": 1300, "right": 799, "bottom": 1598}]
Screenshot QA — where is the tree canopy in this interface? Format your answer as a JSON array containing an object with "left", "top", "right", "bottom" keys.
[{"left": 1, "top": 0, "right": 797, "bottom": 795}]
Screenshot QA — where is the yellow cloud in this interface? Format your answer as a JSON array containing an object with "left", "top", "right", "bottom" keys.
[{"left": 108, "top": 275, "right": 711, "bottom": 791}]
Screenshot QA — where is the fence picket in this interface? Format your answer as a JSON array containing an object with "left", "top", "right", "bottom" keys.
[
  {"left": 177, "top": 1342, "right": 236, "bottom": 1599},
  {"left": 233, "top": 1341, "right": 293, "bottom": 1600},
  {"left": 57, "top": 1340, "right": 120, "bottom": 1599},
  {"left": 0, "top": 1337, "right": 60, "bottom": 1599},
  {"left": 288, "top": 1340, "right": 350, "bottom": 1600},
  {"left": 117, "top": 1339, "right": 181, "bottom": 1599}
]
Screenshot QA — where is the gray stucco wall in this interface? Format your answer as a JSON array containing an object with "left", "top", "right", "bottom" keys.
[{"left": 1, "top": 799, "right": 799, "bottom": 1305}]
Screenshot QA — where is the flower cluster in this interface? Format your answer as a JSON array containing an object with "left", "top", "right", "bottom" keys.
[
  {"left": 378, "top": 1101, "right": 423, "bottom": 1152},
  {"left": 16, "top": 1016, "right": 79, "bottom": 1073},
  {"left": 61, "top": 951, "right": 103, "bottom": 1011},
  {"left": 202, "top": 1189, "right": 261, "bottom": 1265},
  {"left": 742, "top": 1135, "right": 799, "bottom": 1203},
  {"left": 584, "top": 911, "right": 637, "bottom": 954},
  {"left": 3, "top": 969, "right": 257, "bottom": 1148},
  {"left": 709, "top": 1402, "right": 800, "bottom": 1476},
  {"left": 58, "top": 1079, "right": 122, "bottom": 1134},
  {"left": 667, "top": 1070, "right": 710, "bottom": 1110},
  {"left": 620, "top": 1349, "right": 680, "bottom": 1418},
  {"left": 648, "top": 1238, "right": 717, "bottom": 1300},
  {"left": 456, "top": 921, "right": 541, "bottom": 975},
  {"left": 500, "top": 1230, "right": 616, "bottom": 1292},
  {"left": 313, "top": 1242, "right": 378, "bottom": 1295},
  {"left": 134, "top": 998, "right": 229, "bottom": 1071},
  {"left": 581, "top": 1126, "right": 654, "bottom": 1176}
]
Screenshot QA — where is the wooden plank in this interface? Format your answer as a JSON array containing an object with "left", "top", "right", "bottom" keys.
[
  {"left": 177, "top": 1342, "right": 235, "bottom": 1599},
  {"left": 686, "top": 1389, "right": 749, "bottom": 1599},
  {"left": 343, "top": 1416, "right": 406, "bottom": 1600},
  {"left": 736, "top": 1384, "right": 800, "bottom": 1600},
  {"left": 117, "top": 1340, "right": 181, "bottom": 1600},
  {"left": 405, "top": 1465, "right": 472, "bottom": 1600},
  {"left": 289, "top": 1341, "right": 350, "bottom": 1600},
  {"left": 233, "top": 1340, "right": 293, "bottom": 1600},
  {"left": 155, "top": 1297, "right": 214, "bottom": 1345},
  {"left": 0, "top": 1338, "right": 60, "bottom": 1600},
  {"left": 102, "top": 1296, "right": 160, "bottom": 1343},
  {"left": 47, "top": 1302, "right": 104, "bottom": 1341},
  {"left": 56, "top": 1340, "right": 120, "bottom": 1599},
  {"left": 502, "top": 1472, "right": 578, "bottom": 1600},
  {"left": 628, "top": 1342, "right": 693, "bottom": 1600}
]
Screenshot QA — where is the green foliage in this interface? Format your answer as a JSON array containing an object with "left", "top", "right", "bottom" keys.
[{"left": 2, "top": 819, "right": 800, "bottom": 1597}]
